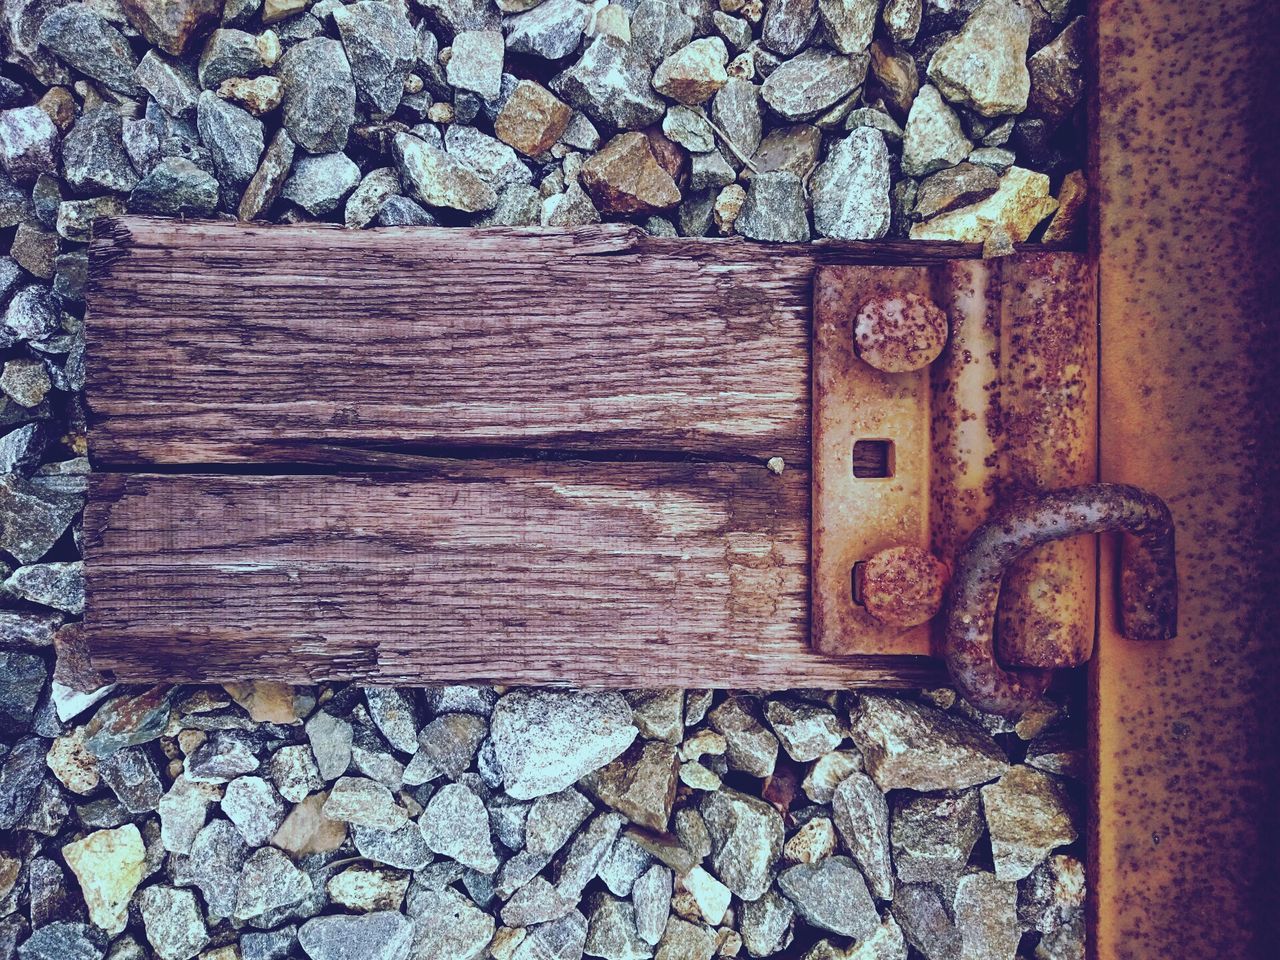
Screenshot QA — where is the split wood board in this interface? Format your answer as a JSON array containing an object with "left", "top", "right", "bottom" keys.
[{"left": 84, "top": 216, "right": 1064, "bottom": 686}]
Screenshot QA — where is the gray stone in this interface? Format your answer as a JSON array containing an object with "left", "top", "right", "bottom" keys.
[
  {"left": 1019, "top": 853, "right": 1085, "bottom": 935},
  {"left": 764, "top": 698, "right": 844, "bottom": 762},
  {"left": 404, "top": 712, "right": 487, "bottom": 785},
  {"left": 421, "top": 684, "right": 498, "bottom": 716},
  {"left": 98, "top": 746, "right": 163, "bottom": 814},
  {"left": 778, "top": 856, "right": 878, "bottom": 939},
  {"left": 707, "top": 697, "right": 778, "bottom": 777},
  {"left": 819, "top": 0, "right": 877, "bottom": 54},
  {"left": 157, "top": 775, "right": 217, "bottom": 853},
  {"left": 448, "top": 30, "right": 504, "bottom": 100},
  {"left": 652, "top": 917, "right": 714, "bottom": 960},
  {"left": 584, "top": 892, "right": 651, "bottom": 960},
  {"left": 0, "top": 423, "right": 46, "bottom": 475},
  {"left": 734, "top": 170, "right": 809, "bottom": 242},
  {"left": 376, "top": 195, "right": 439, "bottom": 226},
  {"left": 323, "top": 776, "right": 407, "bottom": 831},
  {"left": 812, "top": 126, "right": 891, "bottom": 239},
  {"left": 712, "top": 78, "right": 763, "bottom": 162},
  {"left": 632, "top": 864, "right": 671, "bottom": 946},
  {"left": 506, "top": 0, "right": 589, "bottom": 60},
  {"left": 631, "top": 0, "right": 693, "bottom": 66},
  {"left": 0, "top": 651, "right": 45, "bottom": 728},
  {"left": 345, "top": 167, "right": 402, "bottom": 228},
  {"left": 37, "top": 5, "right": 139, "bottom": 96},
  {"left": 847, "top": 105, "right": 904, "bottom": 141},
  {"left": 892, "top": 884, "right": 959, "bottom": 960},
  {"left": 901, "top": 83, "right": 972, "bottom": 176},
  {"left": 223, "top": 775, "right": 287, "bottom": 844},
  {"left": 762, "top": 0, "right": 817, "bottom": 57},
  {"left": 130, "top": 158, "right": 219, "bottom": 216},
  {"left": 333, "top": 1, "right": 416, "bottom": 115},
  {"left": 712, "top": 11, "right": 752, "bottom": 52},
  {"left": 17, "top": 922, "right": 105, "bottom": 960},
  {"left": 489, "top": 689, "right": 636, "bottom": 799},
  {"left": 306, "top": 710, "right": 353, "bottom": 781},
  {"left": 445, "top": 124, "right": 532, "bottom": 191},
  {"left": 890, "top": 788, "right": 984, "bottom": 883},
  {"left": 980, "top": 766, "right": 1077, "bottom": 881},
  {"left": 551, "top": 37, "right": 666, "bottom": 131},
  {"left": 298, "top": 912, "right": 414, "bottom": 960},
  {"left": 0, "top": 736, "right": 46, "bottom": 830},
  {"left": 950, "top": 872, "right": 1019, "bottom": 959},
  {"left": 197, "top": 28, "right": 267, "bottom": 90},
  {"left": 501, "top": 875, "right": 578, "bottom": 927},
  {"left": 511, "top": 910, "right": 587, "bottom": 960},
  {"left": 393, "top": 133, "right": 497, "bottom": 213},
  {"left": 279, "top": 38, "right": 355, "bottom": 153},
  {"left": 185, "top": 730, "right": 260, "bottom": 782},
  {"left": 135, "top": 51, "right": 200, "bottom": 119},
  {"left": 282, "top": 152, "right": 360, "bottom": 215},
  {"left": 137, "top": 886, "right": 208, "bottom": 960},
  {"left": 700, "top": 787, "right": 784, "bottom": 901},
  {"left": 554, "top": 810, "right": 626, "bottom": 899},
  {"left": 830, "top": 771, "right": 893, "bottom": 899},
  {"left": 927, "top": 0, "right": 1031, "bottom": 117},
  {"left": 0, "top": 475, "right": 83, "bottom": 564},
  {"left": 4, "top": 562, "right": 83, "bottom": 614},
  {"left": 173, "top": 818, "right": 249, "bottom": 917},
  {"left": 268, "top": 744, "right": 324, "bottom": 803},
  {"left": 419, "top": 782, "right": 498, "bottom": 873},
  {"left": 740, "top": 890, "right": 795, "bottom": 958},
  {"left": 526, "top": 786, "right": 594, "bottom": 859},
  {"left": 351, "top": 822, "right": 433, "bottom": 871},
  {"left": 914, "top": 159, "right": 999, "bottom": 219},
  {"left": 241, "top": 926, "right": 299, "bottom": 960},
  {"left": 418, "top": 0, "right": 499, "bottom": 35},
  {"left": 351, "top": 722, "right": 404, "bottom": 789},
  {"left": 0, "top": 358, "right": 51, "bottom": 407},
  {"left": 662, "top": 106, "right": 715, "bottom": 153},
  {"left": 598, "top": 832, "right": 654, "bottom": 897},
  {"left": 541, "top": 183, "right": 601, "bottom": 226},
  {"left": 62, "top": 108, "right": 138, "bottom": 194},
  {"left": 0, "top": 107, "right": 58, "bottom": 185},
  {"left": 761, "top": 49, "right": 867, "bottom": 121},
  {"left": 197, "top": 91, "right": 264, "bottom": 187},
  {"left": 406, "top": 887, "right": 493, "bottom": 960},
  {"left": 849, "top": 694, "right": 1007, "bottom": 792},
  {"left": 234, "top": 847, "right": 314, "bottom": 920},
  {"left": 3, "top": 285, "right": 58, "bottom": 343},
  {"left": 674, "top": 806, "right": 712, "bottom": 861},
  {"left": 689, "top": 151, "right": 735, "bottom": 191}
]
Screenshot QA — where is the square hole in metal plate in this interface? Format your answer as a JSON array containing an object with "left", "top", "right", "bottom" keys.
[{"left": 853, "top": 439, "right": 895, "bottom": 478}]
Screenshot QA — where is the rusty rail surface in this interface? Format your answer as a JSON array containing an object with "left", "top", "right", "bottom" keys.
[{"left": 1092, "top": 0, "right": 1280, "bottom": 956}]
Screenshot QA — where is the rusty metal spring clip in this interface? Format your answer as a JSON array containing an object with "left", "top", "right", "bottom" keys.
[{"left": 943, "top": 483, "right": 1178, "bottom": 717}]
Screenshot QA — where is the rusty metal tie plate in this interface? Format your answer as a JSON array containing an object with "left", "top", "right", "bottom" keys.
[{"left": 811, "top": 256, "right": 1098, "bottom": 661}]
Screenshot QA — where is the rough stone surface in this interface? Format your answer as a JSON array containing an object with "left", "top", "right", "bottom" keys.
[
  {"left": 761, "top": 49, "right": 866, "bottom": 121},
  {"left": 61, "top": 825, "right": 145, "bottom": 934},
  {"left": 278, "top": 37, "right": 355, "bottom": 153},
  {"left": 831, "top": 771, "right": 893, "bottom": 899},
  {"left": 735, "top": 170, "right": 809, "bottom": 242},
  {"left": 551, "top": 37, "right": 667, "bottom": 131},
  {"left": 981, "top": 765, "right": 1078, "bottom": 881},
  {"left": 810, "top": 126, "right": 891, "bottom": 239},
  {"left": 420, "top": 782, "right": 499, "bottom": 873},
  {"left": 849, "top": 695, "right": 1008, "bottom": 792},
  {"left": 927, "top": 0, "right": 1031, "bottom": 117},
  {"left": 778, "top": 856, "right": 878, "bottom": 939},
  {"left": 700, "top": 788, "right": 784, "bottom": 901},
  {"left": 298, "top": 911, "right": 414, "bottom": 960},
  {"left": 490, "top": 690, "right": 637, "bottom": 800}
]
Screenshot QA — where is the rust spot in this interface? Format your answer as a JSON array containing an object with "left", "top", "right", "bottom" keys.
[{"left": 861, "top": 545, "right": 950, "bottom": 627}]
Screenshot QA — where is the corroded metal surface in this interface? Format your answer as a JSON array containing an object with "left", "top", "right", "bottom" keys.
[
  {"left": 943, "top": 483, "right": 1176, "bottom": 717},
  {"left": 812, "top": 256, "right": 1096, "bottom": 660},
  {"left": 1093, "top": 0, "right": 1280, "bottom": 956},
  {"left": 995, "top": 257, "right": 1098, "bottom": 669}
]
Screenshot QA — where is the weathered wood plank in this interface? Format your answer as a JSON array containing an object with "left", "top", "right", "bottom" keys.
[
  {"left": 85, "top": 217, "right": 1042, "bottom": 467},
  {"left": 84, "top": 462, "right": 941, "bottom": 687}
]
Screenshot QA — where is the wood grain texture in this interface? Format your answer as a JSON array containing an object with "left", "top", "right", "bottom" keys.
[
  {"left": 84, "top": 462, "right": 941, "bottom": 687},
  {"left": 86, "top": 217, "right": 1032, "bottom": 468}
]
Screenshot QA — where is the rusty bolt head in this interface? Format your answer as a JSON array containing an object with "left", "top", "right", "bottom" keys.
[
  {"left": 854, "top": 293, "right": 949, "bottom": 373},
  {"left": 860, "top": 545, "right": 949, "bottom": 627}
]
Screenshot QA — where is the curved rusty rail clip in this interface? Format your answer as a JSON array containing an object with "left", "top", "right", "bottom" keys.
[{"left": 943, "top": 483, "right": 1178, "bottom": 717}]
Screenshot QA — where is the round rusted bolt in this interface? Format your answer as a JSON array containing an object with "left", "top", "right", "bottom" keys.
[
  {"left": 854, "top": 293, "right": 949, "bottom": 373},
  {"left": 859, "top": 545, "right": 949, "bottom": 627}
]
